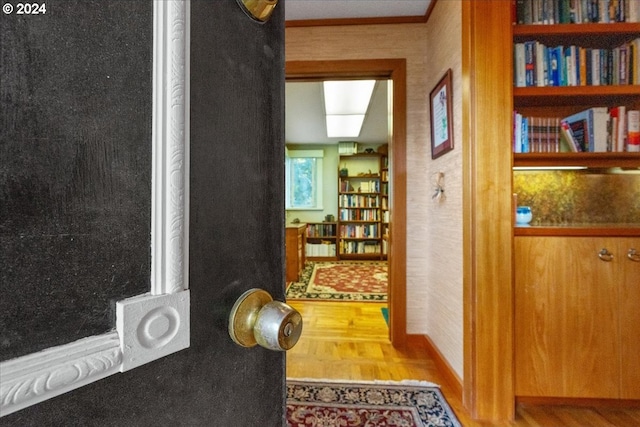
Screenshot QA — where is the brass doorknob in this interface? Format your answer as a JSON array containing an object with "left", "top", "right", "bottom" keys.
[
  {"left": 228, "top": 288, "right": 302, "bottom": 351},
  {"left": 236, "top": 0, "right": 278, "bottom": 22}
]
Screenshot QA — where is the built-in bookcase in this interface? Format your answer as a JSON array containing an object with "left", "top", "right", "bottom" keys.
[
  {"left": 511, "top": 19, "right": 640, "bottom": 222},
  {"left": 512, "top": 20, "right": 640, "bottom": 165}
]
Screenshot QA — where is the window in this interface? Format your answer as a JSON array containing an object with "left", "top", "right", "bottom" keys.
[{"left": 285, "top": 149, "right": 323, "bottom": 210}]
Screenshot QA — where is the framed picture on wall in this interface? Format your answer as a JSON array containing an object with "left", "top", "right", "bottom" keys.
[{"left": 429, "top": 69, "right": 454, "bottom": 159}]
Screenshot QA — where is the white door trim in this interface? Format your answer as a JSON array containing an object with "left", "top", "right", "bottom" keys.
[{"left": 0, "top": 0, "right": 190, "bottom": 416}]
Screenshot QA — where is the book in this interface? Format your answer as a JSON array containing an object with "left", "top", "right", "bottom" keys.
[
  {"left": 628, "top": 110, "right": 640, "bottom": 152},
  {"left": 514, "top": 43, "right": 526, "bottom": 87},
  {"left": 549, "top": 46, "right": 562, "bottom": 86},
  {"left": 525, "top": 41, "right": 536, "bottom": 86},
  {"left": 591, "top": 107, "right": 610, "bottom": 152},
  {"left": 616, "top": 105, "right": 626, "bottom": 152},
  {"left": 563, "top": 108, "right": 594, "bottom": 151},
  {"left": 559, "top": 120, "right": 580, "bottom": 152}
]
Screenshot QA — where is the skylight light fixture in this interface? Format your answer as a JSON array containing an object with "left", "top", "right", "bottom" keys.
[{"left": 323, "top": 80, "right": 376, "bottom": 138}]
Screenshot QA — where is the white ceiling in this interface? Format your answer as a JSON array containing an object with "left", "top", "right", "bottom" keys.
[
  {"left": 284, "top": 0, "right": 431, "bottom": 146},
  {"left": 286, "top": 80, "right": 389, "bottom": 145}
]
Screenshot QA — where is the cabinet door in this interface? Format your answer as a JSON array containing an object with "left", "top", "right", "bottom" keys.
[
  {"left": 515, "top": 237, "right": 620, "bottom": 398},
  {"left": 619, "top": 238, "right": 640, "bottom": 399}
]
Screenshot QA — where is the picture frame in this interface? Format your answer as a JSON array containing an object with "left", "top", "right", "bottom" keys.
[{"left": 429, "top": 69, "right": 454, "bottom": 159}]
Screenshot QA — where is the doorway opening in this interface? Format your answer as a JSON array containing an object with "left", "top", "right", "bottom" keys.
[{"left": 284, "top": 59, "right": 407, "bottom": 361}]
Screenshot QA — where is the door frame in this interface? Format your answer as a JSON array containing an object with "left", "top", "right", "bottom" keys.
[
  {"left": 286, "top": 59, "right": 407, "bottom": 346},
  {"left": 0, "top": 1, "right": 190, "bottom": 416}
]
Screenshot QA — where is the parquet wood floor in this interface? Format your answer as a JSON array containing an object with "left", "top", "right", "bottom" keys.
[{"left": 286, "top": 300, "right": 640, "bottom": 427}]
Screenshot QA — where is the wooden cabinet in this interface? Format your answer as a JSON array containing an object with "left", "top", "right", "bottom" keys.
[
  {"left": 619, "top": 241, "right": 640, "bottom": 399},
  {"left": 285, "top": 223, "right": 306, "bottom": 282},
  {"left": 305, "top": 222, "right": 337, "bottom": 261},
  {"left": 515, "top": 236, "right": 640, "bottom": 399}
]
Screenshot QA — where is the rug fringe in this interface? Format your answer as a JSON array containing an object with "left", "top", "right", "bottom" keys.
[{"left": 286, "top": 377, "right": 440, "bottom": 388}]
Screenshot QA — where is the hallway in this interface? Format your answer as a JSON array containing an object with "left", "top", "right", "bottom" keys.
[{"left": 286, "top": 300, "right": 640, "bottom": 427}]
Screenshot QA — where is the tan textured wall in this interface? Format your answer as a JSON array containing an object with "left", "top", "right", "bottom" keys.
[
  {"left": 286, "top": 0, "right": 464, "bottom": 378},
  {"left": 420, "top": 1, "right": 463, "bottom": 379}
]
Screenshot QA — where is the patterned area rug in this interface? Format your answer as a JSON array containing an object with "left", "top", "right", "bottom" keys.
[
  {"left": 286, "top": 261, "right": 387, "bottom": 301},
  {"left": 286, "top": 379, "right": 462, "bottom": 427}
]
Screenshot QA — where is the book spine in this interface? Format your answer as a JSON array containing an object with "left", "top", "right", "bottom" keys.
[
  {"left": 515, "top": 43, "right": 526, "bottom": 87},
  {"left": 617, "top": 106, "right": 626, "bottom": 152},
  {"left": 627, "top": 110, "right": 640, "bottom": 152},
  {"left": 525, "top": 41, "right": 536, "bottom": 86}
]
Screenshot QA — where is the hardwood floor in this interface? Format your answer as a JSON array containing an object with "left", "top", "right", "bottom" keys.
[{"left": 286, "top": 300, "right": 640, "bottom": 427}]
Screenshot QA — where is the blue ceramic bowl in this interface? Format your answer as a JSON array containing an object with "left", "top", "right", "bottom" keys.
[{"left": 516, "top": 206, "right": 532, "bottom": 224}]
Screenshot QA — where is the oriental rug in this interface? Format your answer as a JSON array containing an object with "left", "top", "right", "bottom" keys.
[
  {"left": 286, "top": 261, "right": 387, "bottom": 302},
  {"left": 286, "top": 379, "right": 462, "bottom": 427}
]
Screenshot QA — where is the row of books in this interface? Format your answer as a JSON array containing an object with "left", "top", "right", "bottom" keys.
[
  {"left": 340, "top": 224, "right": 378, "bottom": 239},
  {"left": 306, "top": 223, "right": 336, "bottom": 238},
  {"left": 339, "top": 241, "right": 381, "bottom": 255},
  {"left": 305, "top": 242, "right": 336, "bottom": 257},
  {"left": 515, "top": 0, "right": 640, "bottom": 24},
  {"left": 514, "top": 39, "right": 640, "bottom": 87},
  {"left": 339, "top": 180, "right": 380, "bottom": 193},
  {"left": 339, "top": 194, "right": 379, "bottom": 208},
  {"left": 513, "top": 107, "right": 640, "bottom": 152},
  {"left": 339, "top": 208, "right": 379, "bottom": 221},
  {"left": 338, "top": 141, "right": 357, "bottom": 155}
]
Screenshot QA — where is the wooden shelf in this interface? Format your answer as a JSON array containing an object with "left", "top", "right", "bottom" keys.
[
  {"left": 514, "top": 85, "right": 640, "bottom": 107},
  {"left": 515, "top": 224, "right": 640, "bottom": 237},
  {"left": 514, "top": 22, "right": 640, "bottom": 35},
  {"left": 513, "top": 152, "right": 640, "bottom": 168},
  {"left": 513, "top": 22, "right": 640, "bottom": 46}
]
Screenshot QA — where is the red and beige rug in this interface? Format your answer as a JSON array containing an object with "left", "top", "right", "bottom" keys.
[
  {"left": 286, "top": 261, "right": 387, "bottom": 301},
  {"left": 286, "top": 379, "right": 462, "bottom": 427}
]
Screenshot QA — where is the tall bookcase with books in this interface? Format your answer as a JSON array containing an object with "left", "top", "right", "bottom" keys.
[
  {"left": 512, "top": 10, "right": 640, "bottom": 168},
  {"left": 337, "top": 153, "right": 383, "bottom": 260},
  {"left": 380, "top": 154, "right": 390, "bottom": 259}
]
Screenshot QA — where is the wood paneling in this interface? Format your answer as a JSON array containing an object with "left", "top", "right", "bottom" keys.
[
  {"left": 462, "top": 0, "right": 515, "bottom": 420},
  {"left": 617, "top": 238, "right": 640, "bottom": 399},
  {"left": 515, "top": 237, "right": 620, "bottom": 398},
  {"left": 515, "top": 236, "right": 640, "bottom": 400}
]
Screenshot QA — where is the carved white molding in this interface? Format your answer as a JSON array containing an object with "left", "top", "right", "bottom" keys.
[
  {"left": 0, "top": 0, "right": 190, "bottom": 417},
  {"left": 152, "top": 0, "right": 190, "bottom": 296},
  {"left": 117, "top": 292, "right": 190, "bottom": 372},
  {"left": 0, "top": 334, "right": 122, "bottom": 416}
]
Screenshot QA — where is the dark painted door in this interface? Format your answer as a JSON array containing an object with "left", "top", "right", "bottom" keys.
[{"left": 1, "top": 1, "right": 285, "bottom": 425}]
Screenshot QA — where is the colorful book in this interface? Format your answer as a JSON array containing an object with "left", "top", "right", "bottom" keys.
[
  {"left": 627, "top": 110, "right": 640, "bottom": 152},
  {"left": 563, "top": 108, "right": 594, "bottom": 151},
  {"left": 559, "top": 120, "right": 579, "bottom": 152}
]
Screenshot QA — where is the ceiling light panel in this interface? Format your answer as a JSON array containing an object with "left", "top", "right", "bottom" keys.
[
  {"left": 323, "top": 80, "right": 376, "bottom": 114},
  {"left": 326, "top": 115, "right": 366, "bottom": 138}
]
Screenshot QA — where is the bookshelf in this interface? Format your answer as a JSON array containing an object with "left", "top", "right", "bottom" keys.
[
  {"left": 305, "top": 222, "right": 338, "bottom": 261},
  {"left": 380, "top": 154, "right": 389, "bottom": 259},
  {"left": 512, "top": 20, "right": 640, "bottom": 166},
  {"left": 337, "top": 153, "right": 383, "bottom": 260},
  {"left": 511, "top": 3, "right": 640, "bottom": 401}
]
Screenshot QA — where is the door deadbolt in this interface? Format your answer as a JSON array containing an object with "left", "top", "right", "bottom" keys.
[{"left": 228, "top": 288, "right": 302, "bottom": 351}]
